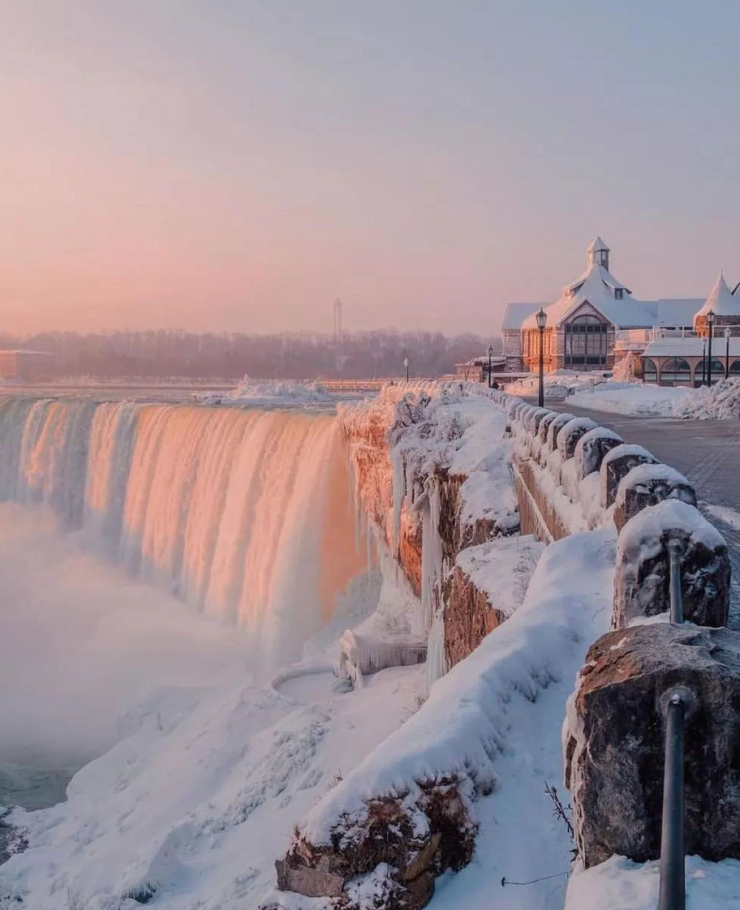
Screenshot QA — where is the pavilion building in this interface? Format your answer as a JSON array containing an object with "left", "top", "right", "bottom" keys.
[{"left": 501, "top": 238, "right": 702, "bottom": 375}]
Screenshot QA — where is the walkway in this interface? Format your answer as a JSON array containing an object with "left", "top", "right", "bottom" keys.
[{"left": 553, "top": 401, "right": 740, "bottom": 626}]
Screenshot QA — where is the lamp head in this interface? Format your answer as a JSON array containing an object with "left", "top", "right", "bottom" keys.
[
  {"left": 707, "top": 309, "right": 716, "bottom": 326},
  {"left": 535, "top": 307, "right": 547, "bottom": 330}
]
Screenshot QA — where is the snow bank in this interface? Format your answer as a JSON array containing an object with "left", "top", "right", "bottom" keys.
[
  {"left": 199, "top": 376, "right": 335, "bottom": 408},
  {"left": 566, "top": 854, "right": 740, "bottom": 910},
  {"left": 300, "top": 528, "right": 615, "bottom": 846},
  {"left": 569, "top": 377, "right": 740, "bottom": 420}
]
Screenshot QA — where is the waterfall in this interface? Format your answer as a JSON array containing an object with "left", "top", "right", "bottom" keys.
[{"left": 0, "top": 398, "right": 366, "bottom": 665}]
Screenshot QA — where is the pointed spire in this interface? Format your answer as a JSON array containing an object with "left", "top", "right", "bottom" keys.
[{"left": 695, "top": 271, "right": 740, "bottom": 319}]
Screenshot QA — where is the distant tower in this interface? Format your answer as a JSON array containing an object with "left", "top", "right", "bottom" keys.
[{"left": 333, "top": 298, "right": 343, "bottom": 340}]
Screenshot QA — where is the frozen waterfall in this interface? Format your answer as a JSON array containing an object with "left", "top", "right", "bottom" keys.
[{"left": 0, "top": 398, "right": 366, "bottom": 664}]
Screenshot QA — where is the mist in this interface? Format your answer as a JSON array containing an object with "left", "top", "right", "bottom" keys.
[{"left": 0, "top": 504, "right": 251, "bottom": 769}]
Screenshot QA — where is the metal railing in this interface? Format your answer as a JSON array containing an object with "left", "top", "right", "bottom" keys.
[{"left": 658, "top": 538, "right": 686, "bottom": 910}]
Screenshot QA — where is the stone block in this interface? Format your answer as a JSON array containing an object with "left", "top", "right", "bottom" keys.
[
  {"left": 614, "top": 500, "right": 729, "bottom": 628},
  {"left": 600, "top": 443, "right": 658, "bottom": 507},
  {"left": 614, "top": 463, "right": 697, "bottom": 531},
  {"left": 565, "top": 623, "right": 740, "bottom": 867}
]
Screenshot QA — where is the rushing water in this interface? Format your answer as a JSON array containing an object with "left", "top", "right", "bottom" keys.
[{"left": 0, "top": 397, "right": 365, "bottom": 667}]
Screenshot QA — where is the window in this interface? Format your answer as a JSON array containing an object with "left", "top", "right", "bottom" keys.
[
  {"left": 643, "top": 357, "right": 657, "bottom": 383},
  {"left": 615, "top": 288, "right": 624, "bottom": 300},
  {"left": 564, "top": 314, "right": 608, "bottom": 370},
  {"left": 660, "top": 357, "right": 691, "bottom": 387},
  {"left": 730, "top": 360, "right": 740, "bottom": 373}
]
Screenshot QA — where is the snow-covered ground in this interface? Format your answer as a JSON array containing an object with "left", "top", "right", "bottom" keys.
[{"left": 506, "top": 371, "right": 740, "bottom": 420}]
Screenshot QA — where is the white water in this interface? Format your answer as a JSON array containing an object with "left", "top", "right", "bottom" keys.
[{"left": 0, "top": 398, "right": 365, "bottom": 669}]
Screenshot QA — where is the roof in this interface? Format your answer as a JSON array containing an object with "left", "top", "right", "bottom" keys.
[
  {"left": 587, "top": 235, "right": 610, "bottom": 253},
  {"left": 521, "top": 262, "right": 650, "bottom": 329},
  {"left": 695, "top": 272, "right": 740, "bottom": 319},
  {"left": 643, "top": 337, "right": 740, "bottom": 357},
  {"left": 500, "top": 301, "right": 544, "bottom": 330},
  {"left": 653, "top": 299, "right": 704, "bottom": 326}
]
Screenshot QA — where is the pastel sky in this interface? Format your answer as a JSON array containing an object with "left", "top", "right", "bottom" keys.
[{"left": 1, "top": 1, "right": 739, "bottom": 336}]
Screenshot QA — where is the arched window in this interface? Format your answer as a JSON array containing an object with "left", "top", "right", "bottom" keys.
[
  {"left": 730, "top": 360, "right": 740, "bottom": 373},
  {"left": 643, "top": 357, "right": 657, "bottom": 383},
  {"left": 660, "top": 357, "right": 692, "bottom": 387},
  {"left": 564, "top": 314, "right": 608, "bottom": 370},
  {"left": 708, "top": 359, "right": 725, "bottom": 384}
]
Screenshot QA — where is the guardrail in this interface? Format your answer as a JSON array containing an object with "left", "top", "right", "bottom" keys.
[{"left": 659, "top": 539, "right": 686, "bottom": 910}]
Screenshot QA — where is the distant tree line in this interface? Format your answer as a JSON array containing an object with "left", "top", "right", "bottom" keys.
[{"left": 0, "top": 329, "right": 502, "bottom": 380}]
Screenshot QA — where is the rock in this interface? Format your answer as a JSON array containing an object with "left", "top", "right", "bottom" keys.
[
  {"left": 276, "top": 784, "right": 474, "bottom": 908},
  {"left": 557, "top": 418, "right": 599, "bottom": 460},
  {"left": 574, "top": 427, "right": 623, "bottom": 480},
  {"left": 600, "top": 444, "right": 658, "bottom": 507},
  {"left": 614, "top": 499, "right": 729, "bottom": 628},
  {"left": 613, "top": 463, "right": 697, "bottom": 532},
  {"left": 443, "top": 564, "right": 506, "bottom": 668},
  {"left": 565, "top": 623, "right": 740, "bottom": 867}
]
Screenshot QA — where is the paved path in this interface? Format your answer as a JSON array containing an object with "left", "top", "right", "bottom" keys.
[{"left": 551, "top": 401, "right": 740, "bottom": 625}]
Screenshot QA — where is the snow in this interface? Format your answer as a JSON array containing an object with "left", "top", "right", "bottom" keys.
[
  {"left": 568, "top": 377, "right": 740, "bottom": 420},
  {"left": 300, "top": 527, "right": 615, "bottom": 855},
  {"left": 0, "top": 561, "right": 428, "bottom": 910},
  {"left": 199, "top": 375, "right": 335, "bottom": 408},
  {"left": 695, "top": 271, "right": 740, "bottom": 319},
  {"left": 618, "top": 498, "right": 726, "bottom": 558},
  {"left": 705, "top": 503, "right": 740, "bottom": 530},
  {"left": 569, "top": 383, "right": 693, "bottom": 416},
  {"left": 614, "top": 463, "right": 692, "bottom": 508},
  {"left": 455, "top": 535, "right": 545, "bottom": 619},
  {"left": 566, "top": 855, "right": 740, "bottom": 910}
]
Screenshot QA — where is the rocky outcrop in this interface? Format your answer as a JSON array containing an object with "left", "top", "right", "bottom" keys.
[
  {"left": 444, "top": 564, "right": 506, "bottom": 668},
  {"left": 275, "top": 780, "right": 475, "bottom": 909},
  {"left": 565, "top": 623, "right": 740, "bottom": 868},
  {"left": 613, "top": 499, "right": 730, "bottom": 628}
]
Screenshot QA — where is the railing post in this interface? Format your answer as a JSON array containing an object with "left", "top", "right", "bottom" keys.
[
  {"left": 658, "top": 692, "right": 686, "bottom": 910},
  {"left": 668, "top": 539, "right": 683, "bottom": 624},
  {"left": 659, "top": 536, "right": 686, "bottom": 910}
]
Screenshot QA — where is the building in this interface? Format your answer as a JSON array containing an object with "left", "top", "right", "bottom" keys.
[
  {"left": 501, "top": 237, "right": 702, "bottom": 374},
  {"left": 641, "top": 273, "right": 740, "bottom": 385},
  {"left": 0, "top": 350, "right": 56, "bottom": 381}
]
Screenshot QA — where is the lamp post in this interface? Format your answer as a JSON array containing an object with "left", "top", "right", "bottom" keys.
[
  {"left": 535, "top": 308, "right": 547, "bottom": 408},
  {"left": 487, "top": 345, "right": 493, "bottom": 388},
  {"left": 403, "top": 357, "right": 409, "bottom": 382},
  {"left": 726, "top": 327, "right": 731, "bottom": 380},
  {"left": 707, "top": 310, "right": 716, "bottom": 387},
  {"left": 701, "top": 338, "right": 706, "bottom": 387}
]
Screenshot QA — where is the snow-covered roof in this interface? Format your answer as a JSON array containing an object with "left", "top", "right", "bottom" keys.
[
  {"left": 643, "top": 337, "right": 740, "bottom": 358},
  {"left": 695, "top": 272, "right": 740, "bottom": 320},
  {"left": 500, "top": 301, "right": 544, "bottom": 330},
  {"left": 587, "top": 235, "right": 610, "bottom": 253},
  {"left": 652, "top": 299, "right": 704, "bottom": 327},
  {"left": 521, "top": 262, "right": 650, "bottom": 329}
]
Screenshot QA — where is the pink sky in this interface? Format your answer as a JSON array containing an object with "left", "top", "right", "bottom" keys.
[{"left": 1, "top": 2, "right": 738, "bottom": 336}]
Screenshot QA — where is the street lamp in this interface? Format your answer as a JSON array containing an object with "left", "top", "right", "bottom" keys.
[
  {"left": 535, "top": 307, "right": 547, "bottom": 408},
  {"left": 707, "top": 310, "right": 716, "bottom": 386},
  {"left": 403, "top": 357, "right": 409, "bottom": 382},
  {"left": 701, "top": 338, "right": 706, "bottom": 387},
  {"left": 726, "top": 327, "right": 732, "bottom": 379},
  {"left": 487, "top": 345, "right": 493, "bottom": 388}
]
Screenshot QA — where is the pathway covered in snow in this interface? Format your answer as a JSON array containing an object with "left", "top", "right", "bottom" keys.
[{"left": 551, "top": 403, "right": 740, "bottom": 625}]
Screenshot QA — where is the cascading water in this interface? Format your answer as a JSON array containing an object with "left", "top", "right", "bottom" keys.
[{"left": 0, "top": 397, "right": 366, "bottom": 666}]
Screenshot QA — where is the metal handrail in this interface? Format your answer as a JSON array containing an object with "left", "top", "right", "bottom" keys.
[{"left": 658, "top": 539, "right": 686, "bottom": 910}]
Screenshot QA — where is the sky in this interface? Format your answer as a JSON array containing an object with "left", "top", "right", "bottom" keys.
[{"left": 1, "top": 1, "right": 739, "bottom": 337}]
